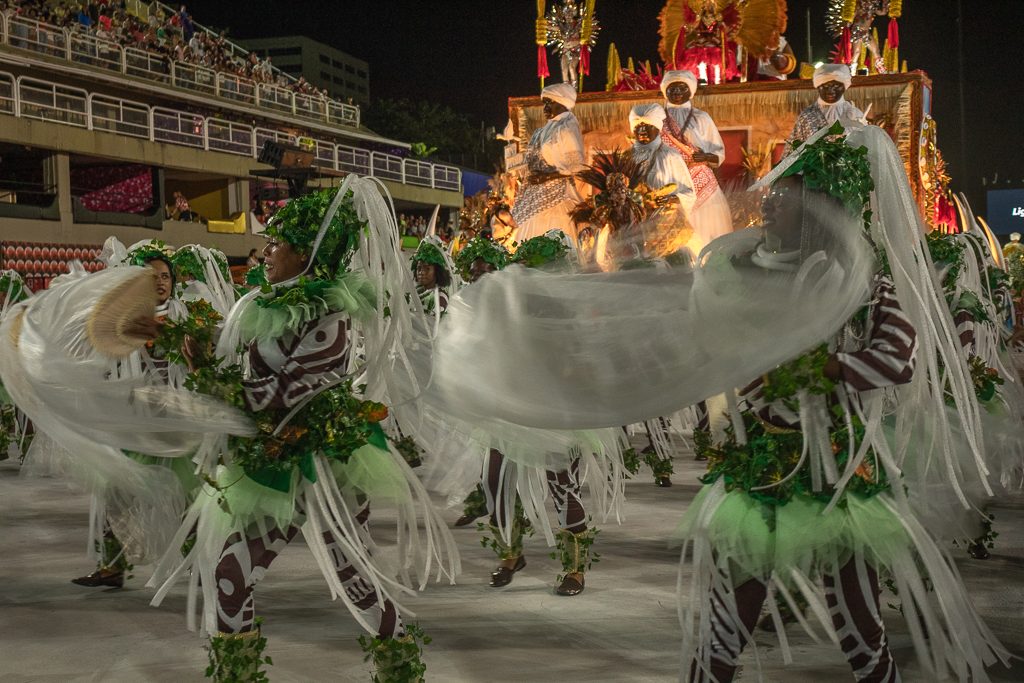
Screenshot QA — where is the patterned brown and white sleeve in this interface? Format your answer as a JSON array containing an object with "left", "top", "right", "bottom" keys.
[
  {"left": 835, "top": 275, "right": 918, "bottom": 392},
  {"left": 243, "top": 312, "right": 351, "bottom": 412}
]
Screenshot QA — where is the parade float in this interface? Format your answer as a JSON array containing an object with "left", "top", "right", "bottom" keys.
[{"left": 496, "top": 0, "right": 962, "bottom": 233}]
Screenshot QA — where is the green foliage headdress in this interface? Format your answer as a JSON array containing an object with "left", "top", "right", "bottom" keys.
[
  {"left": 453, "top": 236, "right": 509, "bottom": 281},
  {"left": 510, "top": 231, "right": 570, "bottom": 269},
  {"left": 172, "top": 245, "right": 231, "bottom": 285},
  {"left": 125, "top": 239, "right": 175, "bottom": 268},
  {"left": 0, "top": 269, "right": 29, "bottom": 306},
  {"left": 780, "top": 122, "right": 874, "bottom": 223},
  {"left": 411, "top": 239, "right": 448, "bottom": 271},
  {"left": 264, "top": 188, "right": 368, "bottom": 278}
]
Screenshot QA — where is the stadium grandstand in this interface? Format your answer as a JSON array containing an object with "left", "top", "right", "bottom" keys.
[{"left": 0, "top": 0, "right": 463, "bottom": 289}]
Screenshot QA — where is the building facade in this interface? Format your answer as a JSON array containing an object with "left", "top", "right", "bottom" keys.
[{"left": 241, "top": 36, "right": 370, "bottom": 105}]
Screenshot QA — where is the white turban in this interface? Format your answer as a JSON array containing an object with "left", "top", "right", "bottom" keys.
[
  {"left": 660, "top": 70, "right": 698, "bottom": 97},
  {"left": 813, "top": 63, "right": 853, "bottom": 88},
  {"left": 542, "top": 83, "right": 577, "bottom": 110},
  {"left": 629, "top": 103, "right": 666, "bottom": 131}
]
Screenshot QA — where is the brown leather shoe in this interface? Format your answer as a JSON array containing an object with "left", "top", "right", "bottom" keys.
[
  {"left": 555, "top": 572, "right": 585, "bottom": 596},
  {"left": 71, "top": 569, "right": 124, "bottom": 588},
  {"left": 489, "top": 556, "right": 526, "bottom": 587}
]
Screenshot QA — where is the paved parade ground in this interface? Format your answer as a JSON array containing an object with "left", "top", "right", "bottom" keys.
[{"left": 2, "top": 453, "right": 1023, "bottom": 682}]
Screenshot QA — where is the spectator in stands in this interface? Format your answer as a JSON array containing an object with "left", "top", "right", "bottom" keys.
[
  {"left": 246, "top": 248, "right": 260, "bottom": 269},
  {"left": 172, "top": 191, "right": 194, "bottom": 222},
  {"left": 178, "top": 5, "right": 193, "bottom": 41}
]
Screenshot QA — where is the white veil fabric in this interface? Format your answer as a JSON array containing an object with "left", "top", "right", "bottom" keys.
[
  {"left": 0, "top": 266, "right": 254, "bottom": 562},
  {"left": 414, "top": 206, "right": 874, "bottom": 459}
]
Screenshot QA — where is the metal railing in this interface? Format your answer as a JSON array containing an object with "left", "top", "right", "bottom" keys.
[
  {"left": 1, "top": 71, "right": 461, "bottom": 193},
  {"left": 207, "top": 118, "right": 254, "bottom": 156},
  {"left": 89, "top": 93, "right": 150, "bottom": 139},
  {"left": 17, "top": 77, "right": 88, "bottom": 127},
  {"left": 0, "top": 14, "right": 361, "bottom": 129},
  {"left": 0, "top": 71, "right": 15, "bottom": 114},
  {"left": 151, "top": 106, "right": 205, "bottom": 148}
]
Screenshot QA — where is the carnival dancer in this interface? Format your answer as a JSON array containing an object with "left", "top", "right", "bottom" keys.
[
  {"left": 679, "top": 126, "right": 1008, "bottom": 682},
  {"left": 510, "top": 82, "right": 587, "bottom": 244},
  {"left": 70, "top": 241, "right": 209, "bottom": 589},
  {"left": 446, "top": 237, "right": 508, "bottom": 529},
  {"left": 787, "top": 63, "right": 865, "bottom": 151},
  {"left": 926, "top": 218, "right": 1024, "bottom": 559},
  {"left": 146, "top": 184, "right": 458, "bottom": 682},
  {"left": 412, "top": 235, "right": 457, "bottom": 321},
  {"left": 461, "top": 233, "right": 604, "bottom": 596},
  {"left": 659, "top": 70, "right": 734, "bottom": 251},
  {"left": 0, "top": 270, "right": 32, "bottom": 462}
]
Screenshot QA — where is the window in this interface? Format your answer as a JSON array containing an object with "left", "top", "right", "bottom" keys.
[
  {"left": 332, "top": 75, "right": 345, "bottom": 85},
  {"left": 357, "top": 69, "right": 367, "bottom": 79},
  {"left": 345, "top": 64, "right": 355, "bottom": 74},
  {"left": 320, "top": 71, "right": 332, "bottom": 81},
  {"left": 319, "top": 54, "right": 330, "bottom": 65},
  {"left": 357, "top": 85, "right": 367, "bottom": 93}
]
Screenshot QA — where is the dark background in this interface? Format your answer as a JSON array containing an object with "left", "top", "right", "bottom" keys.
[{"left": 186, "top": 0, "right": 1023, "bottom": 213}]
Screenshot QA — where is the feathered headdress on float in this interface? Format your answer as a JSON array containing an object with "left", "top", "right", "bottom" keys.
[{"left": 570, "top": 150, "right": 675, "bottom": 233}]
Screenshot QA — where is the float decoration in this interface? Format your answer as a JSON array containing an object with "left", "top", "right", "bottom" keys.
[
  {"left": 546, "top": 0, "right": 601, "bottom": 90},
  {"left": 658, "top": 0, "right": 787, "bottom": 84}
]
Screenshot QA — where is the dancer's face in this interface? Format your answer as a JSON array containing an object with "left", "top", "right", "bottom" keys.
[
  {"left": 468, "top": 258, "right": 496, "bottom": 282},
  {"left": 817, "top": 81, "right": 846, "bottom": 104},
  {"left": 263, "top": 238, "right": 308, "bottom": 284},
  {"left": 415, "top": 261, "right": 438, "bottom": 289},
  {"left": 147, "top": 259, "right": 173, "bottom": 304},
  {"left": 665, "top": 82, "right": 691, "bottom": 105},
  {"left": 761, "top": 176, "right": 804, "bottom": 249},
  {"left": 633, "top": 122, "right": 659, "bottom": 145},
  {"left": 542, "top": 97, "right": 568, "bottom": 120}
]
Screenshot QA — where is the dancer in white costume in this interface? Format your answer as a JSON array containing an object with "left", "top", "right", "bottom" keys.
[
  {"left": 630, "top": 103, "right": 696, "bottom": 219},
  {"left": 510, "top": 82, "right": 587, "bottom": 243},
  {"left": 659, "top": 69, "right": 734, "bottom": 251},
  {"left": 787, "top": 63, "right": 866, "bottom": 151}
]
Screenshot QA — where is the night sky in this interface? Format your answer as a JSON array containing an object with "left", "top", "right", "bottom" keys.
[{"left": 186, "top": 0, "right": 1023, "bottom": 209}]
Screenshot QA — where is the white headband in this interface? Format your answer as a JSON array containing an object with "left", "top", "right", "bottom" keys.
[
  {"left": 629, "top": 103, "right": 666, "bottom": 131},
  {"left": 660, "top": 70, "right": 698, "bottom": 97},
  {"left": 813, "top": 63, "right": 853, "bottom": 88},
  {"left": 542, "top": 83, "right": 577, "bottom": 110}
]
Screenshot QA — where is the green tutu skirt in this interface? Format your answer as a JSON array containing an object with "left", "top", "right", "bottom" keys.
[{"left": 674, "top": 482, "right": 910, "bottom": 584}]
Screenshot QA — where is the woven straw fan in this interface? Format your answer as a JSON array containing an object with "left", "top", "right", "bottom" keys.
[{"left": 86, "top": 269, "right": 158, "bottom": 357}]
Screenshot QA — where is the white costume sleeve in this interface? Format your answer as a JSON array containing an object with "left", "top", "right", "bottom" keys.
[
  {"left": 692, "top": 110, "right": 726, "bottom": 166},
  {"left": 541, "top": 116, "right": 586, "bottom": 175},
  {"left": 649, "top": 145, "right": 696, "bottom": 218}
]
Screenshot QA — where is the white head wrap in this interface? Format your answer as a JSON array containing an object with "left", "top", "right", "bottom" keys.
[
  {"left": 660, "top": 70, "right": 698, "bottom": 97},
  {"left": 629, "top": 103, "right": 666, "bottom": 131},
  {"left": 812, "top": 63, "right": 853, "bottom": 88},
  {"left": 542, "top": 83, "right": 577, "bottom": 111}
]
